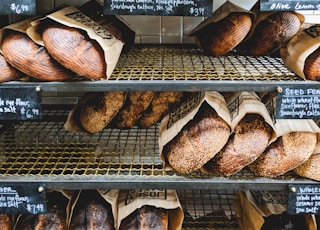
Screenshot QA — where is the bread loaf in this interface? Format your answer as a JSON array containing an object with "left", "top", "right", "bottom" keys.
[
  {"left": 138, "top": 92, "right": 184, "bottom": 128},
  {"left": 79, "top": 91, "right": 127, "bottom": 133},
  {"left": 248, "top": 132, "right": 317, "bottom": 178},
  {"left": 42, "top": 20, "right": 106, "bottom": 80},
  {"left": 115, "top": 91, "right": 155, "bottom": 129},
  {"left": 195, "top": 12, "right": 252, "bottom": 56},
  {"left": 237, "top": 11, "right": 303, "bottom": 56},
  {"left": 69, "top": 190, "right": 114, "bottom": 230},
  {"left": 1, "top": 31, "right": 72, "bottom": 81},
  {"left": 294, "top": 153, "right": 320, "bottom": 181},
  {"left": 119, "top": 205, "right": 168, "bottom": 230},
  {"left": 164, "top": 102, "right": 230, "bottom": 174},
  {"left": 0, "top": 214, "right": 11, "bottom": 230},
  {"left": 304, "top": 47, "right": 320, "bottom": 81},
  {"left": 202, "top": 114, "right": 273, "bottom": 176},
  {"left": 0, "top": 53, "right": 23, "bottom": 82}
]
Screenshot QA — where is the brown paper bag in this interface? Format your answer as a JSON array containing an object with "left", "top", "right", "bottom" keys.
[
  {"left": 159, "top": 91, "right": 231, "bottom": 174},
  {"left": 117, "top": 189, "right": 184, "bottom": 230},
  {"left": 281, "top": 24, "right": 320, "bottom": 80}
]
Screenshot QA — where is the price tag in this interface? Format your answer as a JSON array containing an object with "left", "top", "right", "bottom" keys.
[
  {"left": 0, "top": 86, "right": 42, "bottom": 120},
  {"left": 104, "top": 0, "right": 213, "bottom": 16},
  {"left": 260, "top": 0, "right": 320, "bottom": 11},
  {"left": 0, "top": 0, "right": 36, "bottom": 15},
  {"left": 0, "top": 183, "right": 46, "bottom": 214},
  {"left": 276, "top": 86, "right": 320, "bottom": 119},
  {"left": 288, "top": 184, "right": 320, "bottom": 215}
]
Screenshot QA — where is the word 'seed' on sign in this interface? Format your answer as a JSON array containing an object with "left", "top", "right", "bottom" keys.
[
  {"left": 288, "top": 184, "right": 320, "bottom": 215},
  {"left": 260, "top": 0, "right": 320, "bottom": 11},
  {"left": 104, "top": 0, "right": 213, "bottom": 16},
  {"left": 0, "top": 0, "right": 36, "bottom": 15},
  {"left": 0, "top": 183, "right": 46, "bottom": 214},
  {"left": 276, "top": 86, "right": 320, "bottom": 119},
  {"left": 0, "top": 87, "right": 42, "bottom": 120}
]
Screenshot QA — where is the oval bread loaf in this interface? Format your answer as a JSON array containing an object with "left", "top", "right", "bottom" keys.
[
  {"left": 237, "top": 11, "right": 303, "bottom": 56},
  {"left": 202, "top": 114, "right": 273, "bottom": 176},
  {"left": 42, "top": 20, "right": 106, "bottom": 80},
  {"left": 248, "top": 132, "right": 317, "bottom": 178},
  {"left": 1, "top": 31, "right": 72, "bottom": 81},
  {"left": 80, "top": 91, "right": 127, "bottom": 133},
  {"left": 164, "top": 102, "right": 230, "bottom": 174},
  {"left": 196, "top": 12, "right": 252, "bottom": 56},
  {"left": 304, "top": 47, "right": 320, "bottom": 81},
  {"left": 0, "top": 53, "right": 23, "bottom": 82},
  {"left": 294, "top": 153, "right": 320, "bottom": 181}
]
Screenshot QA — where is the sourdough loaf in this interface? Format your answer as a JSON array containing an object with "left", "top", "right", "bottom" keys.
[
  {"left": 294, "top": 153, "right": 320, "bottom": 181},
  {"left": 69, "top": 190, "right": 114, "bottom": 230},
  {"left": 0, "top": 53, "right": 23, "bottom": 82},
  {"left": 115, "top": 91, "right": 155, "bottom": 129},
  {"left": 42, "top": 20, "right": 106, "bottom": 80},
  {"left": 163, "top": 102, "right": 230, "bottom": 174},
  {"left": 138, "top": 92, "right": 184, "bottom": 128},
  {"left": 1, "top": 30, "right": 72, "bottom": 81},
  {"left": 0, "top": 214, "right": 11, "bottom": 230},
  {"left": 237, "top": 11, "right": 303, "bottom": 56},
  {"left": 79, "top": 91, "right": 127, "bottom": 133},
  {"left": 119, "top": 205, "right": 168, "bottom": 230},
  {"left": 194, "top": 12, "right": 252, "bottom": 56},
  {"left": 248, "top": 132, "right": 317, "bottom": 178},
  {"left": 202, "top": 114, "right": 273, "bottom": 176},
  {"left": 304, "top": 47, "right": 320, "bottom": 81}
]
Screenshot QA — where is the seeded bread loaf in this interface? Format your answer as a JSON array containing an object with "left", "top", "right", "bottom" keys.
[
  {"left": 294, "top": 153, "right": 320, "bottom": 181},
  {"left": 202, "top": 114, "right": 273, "bottom": 176}
]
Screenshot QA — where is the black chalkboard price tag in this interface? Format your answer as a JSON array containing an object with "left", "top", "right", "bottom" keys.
[
  {"left": 288, "top": 184, "right": 320, "bottom": 215},
  {"left": 276, "top": 86, "right": 320, "bottom": 119},
  {"left": 104, "top": 0, "right": 213, "bottom": 16},
  {"left": 0, "top": 86, "right": 42, "bottom": 120},
  {"left": 0, "top": 0, "right": 36, "bottom": 15},
  {"left": 0, "top": 183, "right": 46, "bottom": 214},
  {"left": 260, "top": 0, "right": 320, "bottom": 11}
]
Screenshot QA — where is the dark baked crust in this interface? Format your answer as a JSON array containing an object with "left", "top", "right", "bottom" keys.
[
  {"left": 1, "top": 31, "right": 72, "bottom": 81},
  {"left": 164, "top": 102, "right": 230, "bottom": 174},
  {"left": 202, "top": 114, "right": 272, "bottom": 176},
  {"left": 42, "top": 20, "right": 106, "bottom": 80},
  {"left": 304, "top": 47, "right": 320, "bottom": 81},
  {"left": 0, "top": 53, "right": 23, "bottom": 82}
]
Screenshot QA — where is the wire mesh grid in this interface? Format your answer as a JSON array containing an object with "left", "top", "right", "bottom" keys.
[
  {"left": 178, "top": 190, "right": 239, "bottom": 230},
  {"left": 109, "top": 45, "right": 300, "bottom": 81}
]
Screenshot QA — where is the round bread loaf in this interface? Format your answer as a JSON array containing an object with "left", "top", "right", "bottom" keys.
[
  {"left": 237, "top": 11, "right": 303, "bottom": 56},
  {"left": 202, "top": 114, "right": 273, "bottom": 176},
  {"left": 42, "top": 20, "right": 106, "bottom": 80},
  {"left": 0, "top": 214, "right": 11, "bottom": 230},
  {"left": 195, "top": 12, "right": 252, "bottom": 56},
  {"left": 294, "top": 154, "right": 320, "bottom": 181},
  {"left": 164, "top": 102, "right": 230, "bottom": 174},
  {"left": 1, "top": 31, "right": 72, "bottom": 81},
  {"left": 138, "top": 92, "right": 184, "bottom": 128},
  {"left": 80, "top": 91, "right": 127, "bottom": 133},
  {"left": 304, "top": 47, "right": 320, "bottom": 81},
  {"left": 248, "top": 132, "right": 317, "bottom": 178},
  {"left": 119, "top": 205, "right": 168, "bottom": 230},
  {"left": 0, "top": 53, "right": 23, "bottom": 82},
  {"left": 69, "top": 190, "right": 114, "bottom": 230},
  {"left": 116, "top": 91, "right": 155, "bottom": 129}
]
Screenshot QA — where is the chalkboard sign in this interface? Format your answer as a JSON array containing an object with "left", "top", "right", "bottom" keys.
[
  {"left": 0, "top": 0, "right": 36, "bottom": 15},
  {"left": 0, "top": 183, "right": 46, "bottom": 214},
  {"left": 288, "top": 184, "right": 320, "bottom": 215},
  {"left": 104, "top": 0, "right": 213, "bottom": 16},
  {"left": 0, "top": 86, "right": 42, "bottom": 120},
  {"left": 276, "top": 86, "right": 320, "bottom": 119},
  {"left": 260, "top": 0, "right": 320, "bottom": 11}
]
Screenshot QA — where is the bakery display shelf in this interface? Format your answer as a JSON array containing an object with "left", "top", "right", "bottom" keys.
[
  {"left": 178, "top": 189, "right": 239, "bottom": 230},
  {"left": 0, "top": 107, "right": 317, "bottom": 191},
  {"left": 1, "top": 45, "right": 318, "bottom": 93}
]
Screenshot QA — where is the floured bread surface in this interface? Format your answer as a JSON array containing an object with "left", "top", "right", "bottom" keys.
[
  {"left": 164, "top": 102, "right": 230, "bottom": 174},
  {"left": 294, "top": 154, "right": 320, "bottom": 181},
  {"left": 42, "top": 20, "right": 106, "bottom": 80},
  {"left": 304, "top": 47, "right": 320, "bottom": 81},
  {"left": 80, "top": 91, "right": 127, "bottom": 133},
  {"left": 248, "top": 132, "right": 317, "bottom": 178},
  {"left": 203, "top": 114, "right": 273, "bottom": 176}
]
